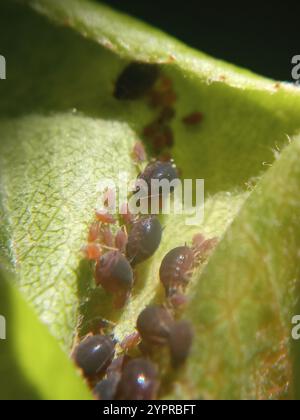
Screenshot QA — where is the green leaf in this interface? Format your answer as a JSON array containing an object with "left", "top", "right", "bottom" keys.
[
  {"left": 172, "top": 136, "right": 300, "bottom": 400},
  {"left": 0, "top": 0, "right": 300, "bottom": 399},
  {"left": 0, "top": 265, "right": 91, "bottom": 400}
]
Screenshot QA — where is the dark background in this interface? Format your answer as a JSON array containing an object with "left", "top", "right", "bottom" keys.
[{"left": 100, "top": 0, "right": 300, "bottom": 81}]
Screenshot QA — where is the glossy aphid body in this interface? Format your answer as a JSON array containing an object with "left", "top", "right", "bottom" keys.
[
  {"left": 126, "top": 216, "right": 162, "bottom": 266},
  {"left": 159, "top": 246, "right": 195, "bottom": 297},
  {"left": 168, "top": 320, "right": 193, "bottom": 368},
  {"left": 136, "top": 305, "right": 174, "bottom": 345},
  {"left": 72, "top": 335, "right": 116, "bottom": 378},
  {"left": 116, "top": 358, "right": 159, "bottom": 400},
  {"left": 114, "top": 62, "right": 160, "bottom": 100},
  {"left": 95, "top": 251, "right": 134, "bottom": 307},
  {"left": 136, "top": 160, "right": 179, "bottom": 201},
  {"left": 93, "top": 377, "right": 119, "bottom": 400},
  {"left": 93, "top": 356, "right": 125, "bottom": 400}
]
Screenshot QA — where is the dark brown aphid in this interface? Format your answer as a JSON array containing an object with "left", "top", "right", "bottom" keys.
[
  {"left": 168, "top": 320, "right": 193, "bottom": 367},
  {"left": 116, "top": 358, "right": 159, "bottom": 400},
  {"left": 72, "top": 335, "right": 116, "bottom": 378},
  {"left": 182, "top": 112, "right": 203, "bottom": 126},
  {"left": 143, "top": 107, "right": 175, "bottom": 154},
  {"left": 138, "top": 160, "right": 179, "bottom": 188},
  {"left": 95, "top": 251, "right": 134, "bottom": 307},
  {"left": 114, "top": 62, "right": 160, "bottom": 100},
  {"left": 144, "top": 123, "right": 174, "bottom": 153},
  {"left": 126, "top": 216, "right": 162, "bottom": 266},
  {"left": 93, "top": 377, "right": 119, "bottom": 400},
  {"left": 136, "top": 305, "right": 174, "bottom": 345},
  {"left": 148, "top": 76, "right": 177, "bottom": 109},
  {"left": 157, "top": 107, "right": 176, "bottom": 124},
  {"left": 136, "top": 161, "right": 179, "bottom": 199},
  {"left": 93, "top": 356, "right": 125, "bottom": 400},
  {"left": 159, "top": 246, "right": 194, "bottom": 297}
]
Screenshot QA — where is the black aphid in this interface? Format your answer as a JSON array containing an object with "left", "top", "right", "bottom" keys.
[
  {"left": 126, "top": 216, "right": 162, "bottom": 266},
  {"left": 114, "top": 62, "right": 160, "bottom": 100},
  {"left": 72, "top": 335, "right": 116, "bottom": 378},
  {"left": 116, "top": 358, "right": 159, "bottom": 400}
]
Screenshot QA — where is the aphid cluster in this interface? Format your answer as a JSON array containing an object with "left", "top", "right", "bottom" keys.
[
  {"left": 114, "top": 61, "right": 204, "bottom": 160},
  {"left": 137, "top": 305, "right": 194, "bottom": 368},
  {"left": 71, "top": 62, "right": 215, "bottom": 400}
]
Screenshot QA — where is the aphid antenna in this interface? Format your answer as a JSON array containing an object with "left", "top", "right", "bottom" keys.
[{"left": 102, "top": 245, "right": 119, "bottom": 252}]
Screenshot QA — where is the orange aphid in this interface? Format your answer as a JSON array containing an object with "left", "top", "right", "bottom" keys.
[
  {"left": 82, "top": 243, "right": 102, "bottom": 261},
  {"left": 95, "top": 210, "right": 116, "bottom": 224},
  {"left": 88, "top": 221, "right": 101, "bottom": 243}
]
